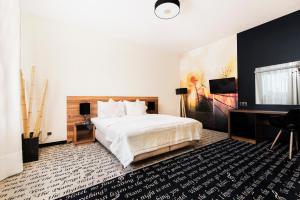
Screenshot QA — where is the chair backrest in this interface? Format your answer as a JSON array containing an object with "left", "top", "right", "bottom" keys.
[{"left": 286, "top": 109, "right": 300, "bottom": 126}]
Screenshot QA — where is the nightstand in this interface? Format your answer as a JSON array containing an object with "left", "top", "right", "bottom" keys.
[{"left": 73, "top": 123, "right": 95, "bottom": 145}]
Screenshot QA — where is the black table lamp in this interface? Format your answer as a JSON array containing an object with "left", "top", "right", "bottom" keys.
[
  {"left": 176, "top": 88, "right": 188, "bottom": 117},
  {"left": 80, "top": 103, "right": 90, "bottom": 124},
  {"left": 147, "top": 101, "right": 156, "bottom": 112}
]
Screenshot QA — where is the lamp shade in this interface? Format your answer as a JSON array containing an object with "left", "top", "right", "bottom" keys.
[
  {"left": 155, "top": 0, "right": 180, "bottom": 19},
  {"left": 176, "top": 88, "right": 188, "bottom": 95},
  {"left": 80, "top": 103, "right": 90, "bottom": 115},
  {"left": 147, "top": 101, "right": 156, "bottom": 111}
]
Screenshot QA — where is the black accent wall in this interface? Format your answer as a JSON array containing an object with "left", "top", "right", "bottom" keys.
[{"left": 237, "top": 10, "right": 300, "bottom": 110}]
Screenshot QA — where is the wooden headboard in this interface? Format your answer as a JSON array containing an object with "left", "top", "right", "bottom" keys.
[{"left": 66, "top": 96, "right": 159, "bottom": 142}]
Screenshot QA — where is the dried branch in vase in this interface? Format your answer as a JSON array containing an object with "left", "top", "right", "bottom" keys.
[{"left": 19, "top": 66, "right": 48, "bottom": 139}]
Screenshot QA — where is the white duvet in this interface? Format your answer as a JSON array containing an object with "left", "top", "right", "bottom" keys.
[{"left": 91, "top": 114, "right": 202, "bottom": 167}]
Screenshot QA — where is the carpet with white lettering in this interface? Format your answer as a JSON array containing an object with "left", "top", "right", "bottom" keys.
[{"left": 58, "top": 139, "right": 300, "bottom": 200}]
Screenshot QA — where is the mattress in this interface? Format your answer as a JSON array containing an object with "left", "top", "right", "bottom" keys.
[{"left": 91, "top": 114, "right": 202, "bottom": 167}]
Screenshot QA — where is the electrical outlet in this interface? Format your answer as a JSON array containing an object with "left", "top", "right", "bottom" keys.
[
  {"left": 47, "top": 132, "right": 52, "bottom": 136},
  {"left": 239, "top": 102, "right": 248, "bottom": 107}
]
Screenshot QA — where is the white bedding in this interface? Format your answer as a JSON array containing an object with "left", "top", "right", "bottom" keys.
[{"left": 91, "top": 114, "right": 202, "bottom": 167}]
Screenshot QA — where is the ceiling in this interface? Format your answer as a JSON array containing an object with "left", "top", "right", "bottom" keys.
[{"left": 21, "top": 0, "right": 300, "bottom": 54}]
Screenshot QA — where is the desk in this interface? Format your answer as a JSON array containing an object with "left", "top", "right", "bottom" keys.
[{"left": 229, "top": 109, "right": 287, "bottom": 144}]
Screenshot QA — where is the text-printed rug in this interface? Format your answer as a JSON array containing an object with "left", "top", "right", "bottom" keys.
[{"left": 59, "top": 139, "right": 300, "bottom": 200}]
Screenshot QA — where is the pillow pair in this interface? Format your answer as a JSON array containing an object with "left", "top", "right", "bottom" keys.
[
  {"left": 98, "top": 99, "right": 125, "bottom": 118},
  {"left": 98, "top": 99, "right": 147, "bottom": 118}
]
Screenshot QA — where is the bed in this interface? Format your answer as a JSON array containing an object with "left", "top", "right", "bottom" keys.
[
  {"left": 92, "top": 114, "right": 202, "bottom": 167},
  {"left": 66, "top": 96, "right": 202, "bottom": 167}
]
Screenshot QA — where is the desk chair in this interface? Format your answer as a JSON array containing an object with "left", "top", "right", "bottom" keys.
[{"left": 269, "top": 109, "right": 300, "bottom": 159}]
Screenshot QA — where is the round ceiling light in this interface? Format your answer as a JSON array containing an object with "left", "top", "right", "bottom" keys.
[{"left": 155, "top": 0, "right": 180, "bottom": 19}]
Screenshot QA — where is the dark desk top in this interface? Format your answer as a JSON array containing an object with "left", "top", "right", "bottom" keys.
[{"left": 229, "top": 109, "right": 287, "bottom": 115}]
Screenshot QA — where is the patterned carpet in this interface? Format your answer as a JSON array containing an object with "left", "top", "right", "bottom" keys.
[
  {"left": 0, "top": 129, "right": 228, "bottom": 200},
  {"left": 59, "top": 139, "right": 300, "bottom": 200}
]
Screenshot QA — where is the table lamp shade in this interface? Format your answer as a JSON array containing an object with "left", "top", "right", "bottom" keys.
[
  {"left": 176, "top": 88, "right": 188, "bottom": 95},
  {"left": 147, "top": 101, "right": 156, "bottom": 111},
  {"left": 80, "top": 103, "right": 90, "bottom": 115}
]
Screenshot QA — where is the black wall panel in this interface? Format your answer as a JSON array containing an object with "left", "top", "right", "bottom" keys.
[{"left": 237, "top": 10, "right": 300, "bottom": 110}]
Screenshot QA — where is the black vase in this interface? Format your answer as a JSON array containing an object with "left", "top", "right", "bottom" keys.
[{"left": 22, "top": 133, "right": 39, "bottom": 163}]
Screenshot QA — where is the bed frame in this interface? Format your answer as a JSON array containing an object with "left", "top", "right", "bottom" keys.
[
  {"left": 66, "top": 96, "right": 196, "bottom": 162},
  {"left": 133, "top": 141, "right": 196, "bottom": 162}
]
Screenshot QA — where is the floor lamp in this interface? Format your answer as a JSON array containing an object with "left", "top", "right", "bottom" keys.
[{"left": 176, "top": 88, "right": 188, "bottom": 117}]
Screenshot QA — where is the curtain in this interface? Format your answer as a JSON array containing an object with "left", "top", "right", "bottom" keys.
[
  {"left": 292, "top": 69, "right": 300, "bottom": 104},
  {"left": 255, "top": 67, "right": 300, "bottom": 105},
  {"left": 0, "top": 0, "right": 23, "bottom": 181}
]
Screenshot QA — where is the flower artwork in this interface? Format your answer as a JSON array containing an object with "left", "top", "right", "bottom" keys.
[{"left": 180, "top": 35, "right": 238, "bottom": 131}]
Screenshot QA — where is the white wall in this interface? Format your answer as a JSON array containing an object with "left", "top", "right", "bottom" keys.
[{"left": 21, "top": 14, "right": 180, "bottom": 144}]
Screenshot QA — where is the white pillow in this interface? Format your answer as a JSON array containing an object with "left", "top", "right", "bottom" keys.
[
  {"left": 124, "top": 100, "right": 147, "bottom": 116},
  {"left": 97, "top": 99, "right": 125, "bottom": 118},
  {"left": 136, "top": 99, "right": 146, "bottom": 105}
]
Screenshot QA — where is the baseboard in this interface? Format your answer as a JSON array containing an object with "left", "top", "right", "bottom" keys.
[{"left": 39, "top": 140, "right": 67, "bottom": 148}]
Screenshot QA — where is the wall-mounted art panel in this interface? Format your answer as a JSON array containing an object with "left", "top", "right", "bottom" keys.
[{"left": 180, "top": 35, "right": 237, "bottom": 132}]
